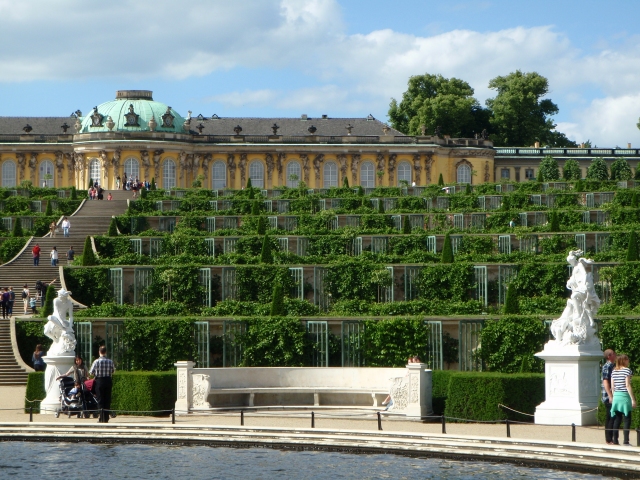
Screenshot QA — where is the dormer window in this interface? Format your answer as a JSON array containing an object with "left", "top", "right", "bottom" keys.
[
  {"left": 124, "top": 104, "right": 140, "bottom": 127},
  {"left": 161, "top": 107, "right": 175, "bottom": 128}
]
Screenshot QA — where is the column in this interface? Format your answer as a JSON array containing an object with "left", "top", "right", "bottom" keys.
[{"left": 174, "top": 361, "right": 194, "bottom": 415}]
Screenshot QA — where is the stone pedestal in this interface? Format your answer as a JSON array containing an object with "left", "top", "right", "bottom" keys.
[
  {"left": 174, "top": 361, "right": 194, "bottom": 415},
  {"left": 404, "top": 363, "right": 432, "bottom": 419},
  {"left": 40, "top": 355, "right": 75, "bottom": 414},
  {"left": 534, "top": 342, "right": 602, "bottom": 426}
]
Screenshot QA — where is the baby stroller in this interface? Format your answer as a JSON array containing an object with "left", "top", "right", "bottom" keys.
[{"left": 54, "top": 376, "right": 99, "bottom": 418}]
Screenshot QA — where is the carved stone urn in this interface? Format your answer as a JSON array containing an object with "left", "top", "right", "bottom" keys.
[
  {"left": 105, "top": 116, "right": 115, "bottom": 131},
  {"left": 148, "top": 115, "right": 157, "bottom": 132}
]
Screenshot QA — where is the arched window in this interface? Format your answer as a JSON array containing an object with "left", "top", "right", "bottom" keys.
[
  {"left": 286, "top": 161, "right": 301, "bottom": 187},
  {"left": 360, "top": 161, "right": 375, "bottom": 188},
  {"left": 89, "top": 159, "right": 101, "bottom": 185},
  {"left": 39, "top": 159, "right": 54, "bottom": 188},
  {"left": 2, "top": 160, "right": 16, "bottom": 188},
  {"left": 397, "top": 161, "right": 412, "bottom": 185},
  {"left": 124, "top": 158, "right": 140, "bottom": 181},
  {"left": 323, "top": 161, "right": 337, "bottom": 188},
  {"left": 163, "top": 158, "right": 176, "bottom": 189},
  {"left": 457, "top": 163, "right": 471, "bottom": 184},
  {"left": 249, "top": 160, "right": 264, "bottom": 188},
  {"left": 212, "top": 160, "right": 226, "bottom": 190}
]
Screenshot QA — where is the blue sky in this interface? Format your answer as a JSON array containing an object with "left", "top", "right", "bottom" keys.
[{"left": 0, "top": 0, "right": 639, "bottom": 146}]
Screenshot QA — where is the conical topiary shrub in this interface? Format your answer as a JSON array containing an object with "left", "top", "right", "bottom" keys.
[
  {"left": 465, "top": 184, "right": 472, "bottom": 194},
  {"left": 82, "top": 236, "right": 97, "bottom": 266},
  {"left": 632, "top": 192, "right": 638, "bottom": 208},
  {"left": 441, "top": 231, "right": 454, "bottom": 263},
  {"left": 503, "top": 284, "right": 520, "bottom": 314},
  {"left": 88, "top": 177, "right": 93, "bottom": 188},
  {"left": 549, "top": 211, "right": 560, "bottom": 232},
  {"left": 12, "top": 218, "right": 23, "bottom": 237},
  {"left": 247, "top": 178, "right": 252, "bottom": 189},
  {"left": 42, "top": 284, "right": 56, "bottom": 318},
  {"left": 108, "top": 217, "right": 118, "bottom": 237},
  {"left": 575, "top": 179, "right": 585, "bottom": 192},
  {"left": 343, "top": 177, "right": 349, "bottom": 188},
  {"left": 251, "top": 200, "right": 260, "bottom": 216},
  {"left": 45, "top": 200, "right": 53, "bottom": 216},
  {"left": 260, "top": 234, "right": 273, "bottom": 264},
  {"left": 71, "top": 186, "right": 77, "bottom": 200},
  {"left": 270, "top": 282, "right": 285, "bottom": 316},
  {"left": 150, "top": 178, "right": 157, "bottom": 190},
  {"left": 438, "top": 173, "right": 444, "bottom": 186},
  {"left": 257, "top": 216, "right": 267, "bottom": 235},
  {"left": 627, "top": 231, "right": 639, "bottom": 261},
  {"left": 378, "top": 199, "right": 385, "bottom": 214},
  {"left": 403, "top": 215, "right": 411, "bottom": 234},
  {"left": 357, "top": 186, "right": 364, "bottom": 196}
]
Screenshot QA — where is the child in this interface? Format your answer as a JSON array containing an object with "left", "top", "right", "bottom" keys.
[
  {"left": 68, "top": 382, "right": 81, "bottom": 400},
  {"left": 29, "top": 295, "right": 37, "bottom": 314}
]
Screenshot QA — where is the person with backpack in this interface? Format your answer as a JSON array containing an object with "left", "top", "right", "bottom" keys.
[
  {"left": 7, "top": 287, "right": 15, "bottom": 317},
  {"left": 32, "top": 243, "right": 41, "bottom": 266}
]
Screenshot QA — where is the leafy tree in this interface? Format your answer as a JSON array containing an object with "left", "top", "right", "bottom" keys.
[
  {"left": 441, "top": 232, "right": 454, "bottom": 263},
  {"left": 486, "top": 70, "right": 573, "bottom": 147},
  {"left": 538, "top": 155, "right": 560, "bottom": 181},
  {"left": 82, "top": 236, "right": 97, "bottom": 266},
  {"left": 12, "top": 218, "right": 23, "bottom": 237},
  {"left": 562, "top": 159, "right": 581, "bottom": 181},
  {"left": 270, "top": 282, "right": 285, "bottom": 316},
  {"left": 503, "top": 284, "right": 519, "bottom": 314},
  {"left": 260, "top": 234, "right": 273, "bottom": 264},
  {"left": 402, "top": 215, "right": 411, "bottom": 234},
  {"left": 42, "top": 284, "right": 56, "bottom": 318},
  {"left": 438, "top": 173, "right": 444, "bottom": 186},
  {"left": 610, "top": 157, "right": 632, "bottom": 181},
  {"left": 107, "top": 218, "right": 118, "bottom": 237},
  {"left": 388, "top": 73, "right": 489, "bottom": 137},
  {"left": 627, "top": 231, "right": 639, "bottom": 262},
  {"left": 575, "top": 179, "right": 585, "bottom": 192},
  {"left": 635, "top": 169, "right": 640, "bottom": 181},
  {"left": 239, "top": 317, "right": 309, "bottom": 367},
  {"left": 586, "top": 157, "right": 609, "bottom": 181}
]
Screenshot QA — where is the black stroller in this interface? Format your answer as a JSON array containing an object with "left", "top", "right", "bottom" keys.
[{"left": 54, "top": 376, "right": 99, "bottom": 418}]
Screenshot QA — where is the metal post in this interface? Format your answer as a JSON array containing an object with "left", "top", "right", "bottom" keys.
[
  {"left": 241, "top": 410, "right": 244, "bottom": 426},
  {"left": 311, "top": 411, "right": 315, "bottom": 428},
  {"left": 29, "top": 406, "right": 33, "bottom": 423},
  {"left": 171, "top": 408, "right": 175, "bottom": 425},
  {"left": 377, "top": 411, "right": 382, "bottom": 431},
  {"left": 636, "top": 429, "right": 640, "bottom": 447},
  {"left": 441, "top": 415, "right": 446, "bottom": 434},
  {"left": 100, "top": 408, "right": 104, "bottom": 423},
  {"left": 571, "top": 423, "right": 576, "bottom": 442},
  {"left": 506, "top": 419, "right": 510, "bottom": 438}
]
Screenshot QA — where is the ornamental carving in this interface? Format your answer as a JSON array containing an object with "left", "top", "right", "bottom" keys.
[
  {"left": 277, "top": 153, "right": 286, "bottom": 183},
  {"left": 227, "top": 154, "right": 236, "bottom": 182},
  {"left": 74, "top": 153, "right": 85, "bottom": 173},
  {"left": 410, "top": 374, "right": 419, "bottom": 403},
  {"left": 153, "top": 150, "right": 163, "bottom": 171},
  {"left": 89, "top": 107, "right": 103, "bottom": 127},
  {"left": 161, "top": 107, "right": 175, "bottom": 128},
  {"left": 300, "top": 154, "right": 309, "bottom": 184},
  {"left": 16, "top": 153, "right": 25, "bottom": 182},
  {"left": 450, "top": 149, "right": 494, "bottom": 158},
  {"left": 424, "top": 153, "right": 433, "bottom": 183},
  {"left": 265, "top": 153, "right": 274, "bottom": 183},
  {"left": 55, "top": 151, "right": 64, "bottom": 185},
  {"left": 194, "top": 154, "right": 202, "bottom": 172},
  {"left": 178, "top": 371, "right": 186, "bottom": 400},
  {"left": 202, "top": 154, "right": 212, "bottom": 180},
  {"left": 29, "top": 153, "right": 37, "bottom": 180},
  {"left": 388, "top": 154, "right": 397, "bottom": 184},
  {"left": 191, "top": 373, "right": 211, "bottom": 408},
  {"left": 389, "top": 375, "right": 409, "bottom": 411},
  {"left": 239, "top": 154, "right": 247, "bottom": 186},
  {"left": 100, "top": 150, "right": 109, "bottom": 179},
  {"left": 112, "top": 149, "right": 121, "bottom": 169},
  {"left": 484, "top": 160, "right": 490, "bottom": 182},
  {"left": 548, "top": 366, "right": 574, "bottom": 396},
  {"left": 337, "top": 154, "right": 347, "bottom": 182},
  {"left": 412, "top": 154, "right": 422, "bottom": 184},
  {"left": 312, "top": 154, "right": 324, "bottom": 182},
  {"left": 124, "top": 104, "right": 140, "bottom": 127},
  {"left": 64, "top": 153, "right": 74, "bottom": 181},
  {"left": 376, "top": 153, "right": 385, "bottom": 172},
  {"left": 351, "top": 154, "right": 360, "bottom": 184},
  {"left": 178, "top": 151, "right": 187, "bottom": 180},
  {"left": 141, "top": 150, "right": 150, "bottom": 179}
]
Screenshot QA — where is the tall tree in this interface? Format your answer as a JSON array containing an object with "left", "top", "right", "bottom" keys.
[
  {"left": 486, "top": 70, "right": 574, "bottom": 147},
  {"left": 586, "top": 157, "right": 609, "bottom": 181},
  {"left": 562, "top": 159, "right": 582, "bottom": 181},
  {"left": 538, "top": 155, "right": 560, "bottom": 181},
  {"left": 610, "top": 157, "right": 632, "bottom": 181},
  {"left": 388, "top": 73, "right": 489, "bottom": 137}
]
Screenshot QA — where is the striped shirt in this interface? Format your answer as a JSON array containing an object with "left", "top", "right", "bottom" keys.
[
  {"left": 90, "top": 356, "right": 115, "bottom": 378},
  {"left": 612, "top": 367, "right": 632, "bottom": 393}
]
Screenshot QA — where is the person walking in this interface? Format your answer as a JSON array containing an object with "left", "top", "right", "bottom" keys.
[
  {"left": 50, "top": 247, "right": 59, "bottom": 267},
  {"left": 7, "top": 287, "right": 15, "bottom": 317},
  {"left": 22, "top": 284, "right": 29, "bottom": 315},
  {"left": 49, "top": 221, "right": 56, "bottom": 237},
  {"left": 61, "top": 217, "right": 70, "bottom": 237},
  {"left": 90, "top": 346, "right": 115, "bottom": 423},
  {"left": 116, "top": 176, "right": 121, "bottom": 190},
  {"left": 611, "top": 353, "right": 636, "bottom": 446},
  {"left": 67, "top": 246, "right": 75, "bottom": 263},
  {"left": 32, "top": 243, "right": 40, "bottom": 266},
  {"left": 1, "top": 288, "right": 9, "bottom": 319},
  {"left": 603, "top": 349, "right": 617, "bottom": 445}
]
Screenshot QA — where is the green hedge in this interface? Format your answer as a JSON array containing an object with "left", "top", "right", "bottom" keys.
[
  {"left": 444, "top": 372, "right": 545, "bottom": 422},
  {"left": 25, "top": 371, "right": 176, "bottom": 416}
]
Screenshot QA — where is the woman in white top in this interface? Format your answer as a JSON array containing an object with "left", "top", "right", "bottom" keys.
[
  {"left": 50, "top": 247, "right": 59, "bottom": 267},
  {"left": 61, "top": 217, "right": 70, "bottom": 238},
  {"left": 610, "top": 354, "right": 636, "bottom": 446},
  {"left": 22, "top": 284, "right": 29, "bottom": 315}
]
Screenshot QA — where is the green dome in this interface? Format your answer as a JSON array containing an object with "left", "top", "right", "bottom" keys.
[{"left": 79, "top": 90, "right": 186, "bottom": 133}]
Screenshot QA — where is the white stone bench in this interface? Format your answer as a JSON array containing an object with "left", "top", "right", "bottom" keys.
[{"left": 175, "top": 362, "right": 433, "bottom": 418}]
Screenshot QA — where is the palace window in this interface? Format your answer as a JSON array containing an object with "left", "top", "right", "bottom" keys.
[
  {"left": 501, "top": 168, "right": 510, "bottom": 180},
  {"left": 1, "top": 160, "right": 16, "bottom": 188},
  {"left": 286, "top": 161, "right": 301, "bottom": 187},
  {"left": 323, "top": 161, "right": 337, "bottom": 188},
  {"left": 249, "top": 160, "right": 264, "bottom": 188},
  {"left": 397, "top": 161, "right": 411, "bottom": 185},
  {"left": 456, "top": 164, "right": 471, "bottom": 184},
  {"left": 39, "top": 159, "right": 55, "bottom": 188},
  {"left": 360, "top": 161, "right": 375, "bottom": 188},
  {"left": 163, "top": 158, "right": 176, "bottom": 190},
  {"left": 89, "top": 159, "right": 101, "bottom": 185},
  {"left": 525, "top": 168, "right": 535, "bottom": 180},
  {"left": 124, "top": 158, "right": 140, "bottom": 181},
  {"left": 212, "top": 160, "right": 226, "bottom": 189}
]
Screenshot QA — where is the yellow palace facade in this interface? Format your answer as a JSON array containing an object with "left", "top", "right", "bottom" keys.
[{"left": 0, "top": 90, "right": 496, "bottom": 190}]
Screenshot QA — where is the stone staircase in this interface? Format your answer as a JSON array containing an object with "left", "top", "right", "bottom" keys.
[{"left": 0, "top": 190, "right": 131, "bottom": 384}]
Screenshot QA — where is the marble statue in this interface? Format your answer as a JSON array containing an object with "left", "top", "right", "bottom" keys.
[
  {"left": 550, "top": 250, "right": 600, "bottom": 347},
  {"left": 44, "top": 289, "right": 76, "bottom": 356}
]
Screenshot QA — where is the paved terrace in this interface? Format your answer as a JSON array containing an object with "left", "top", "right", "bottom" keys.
[{"left": 3, "top": 386, "right": 639, "bottom": 477}]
